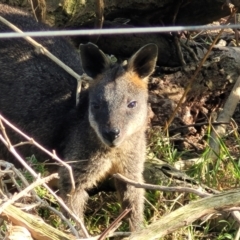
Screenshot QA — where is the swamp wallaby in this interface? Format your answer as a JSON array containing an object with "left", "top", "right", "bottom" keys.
[
  {"left": 59, "top": 43, "right": 158, "bottom": 230},
  {"left": 0, "top": 3, "right": 158, "bottom": 231}
]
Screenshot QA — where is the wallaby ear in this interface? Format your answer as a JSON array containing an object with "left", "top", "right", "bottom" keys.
[
  {"left": 127, "top": 43, "right": 158, "bottom": 80},
  {"left": 79, "top": 43, "right": 111, "bottom": 78}
]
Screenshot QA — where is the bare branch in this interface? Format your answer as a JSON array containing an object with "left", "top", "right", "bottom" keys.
[
  {"left": 90, "top": 0, "right": 104, "bottom": 43},
  {"left": 114, "top": 173, "right": 212, "bottom": 198},
  {"left": 98, "top": 208, "right": 131, "bottom": 240}
]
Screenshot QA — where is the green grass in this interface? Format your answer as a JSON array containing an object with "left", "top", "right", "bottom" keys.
[{"left": 143, "top": 125, "right": 240, "bottom": 239}]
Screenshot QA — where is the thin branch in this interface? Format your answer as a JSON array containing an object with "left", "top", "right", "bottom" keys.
[
  {"left": 90, "top": 0, "right": 104, "bottom": 43},
  {"left": 30, "top": 0, "right": 46, "bottom": 22},
  {"left": 98, "top": 208, "right": 132, "bottom": 240},
  {"left": 113, "top": 173, "right": 212, "bottom": 198}
]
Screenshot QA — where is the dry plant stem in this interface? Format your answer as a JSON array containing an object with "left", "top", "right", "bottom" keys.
[
  {"left": 0, "top": 115, "right": 75, "bottom": 192},
  {"left": 1, "top": 161, "right": 41, "bottom": 200},
  {"left": 0, "top": 174, "right": 58, "bottom": 214},
  {"left": 235, "top": 12, "right": 239, "bottom": 46},
  {"left": 0, "top": 117, "right": 81, "bottom": 229},
  {"left": 9, "top": 164, "right": 32, "bottom": 187},
  {"left": 127, "top": 189, "right": 240, "bottom": 240},
  {"left": 0, "top": 118, "right": 11, "bottom": 147},
  {"left": 114, "top": 173, "right": 211, "bottom": 198},
  {"left": 90, "top": 0, "right": 104, "bottom": 43},
  {"left": 0, "top": 118, "right": 89, "bottom": 238},
  {"left": 0, "top": 161, "right": 27, "bottom": 193},
  {"left": 98, "top": 208, "right": 132, "bottom": 240},
  {"left": 207, "top": 75, "right": 240, "bottom": 160},
  {"left": 163, "top": 7, "right": 238, "bottom": 132},
  {"left": 31, "top": 0, "right": 47, "bottom": 22},
  {"left": 174, "top": 34, "right": 186, "bottom": 66},
  {"left": 29, "top": 0, "right": 39, "bottom": 21},
  {"left": 98, "top": 223, "right": 122, "bottom": 240},
  {"left": 227, "top": 207, "right": 240, "bottom": 211}
]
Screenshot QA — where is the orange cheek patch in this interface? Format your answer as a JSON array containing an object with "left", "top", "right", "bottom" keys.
[{"left": 125, "top": 72, "right": 148, "bottom": 90}]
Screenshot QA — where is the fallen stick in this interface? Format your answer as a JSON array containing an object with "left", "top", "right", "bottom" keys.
[
  {"left": 2, "top": 204, "right": 76, "bottom": 240},
  {"left": 114, "top": 173, "right": 212, "bottom": 197},
  {"left": 125, "top": 189, "right": 240, "bottom": 240}
]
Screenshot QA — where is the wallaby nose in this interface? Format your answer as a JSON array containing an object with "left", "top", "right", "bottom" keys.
[{"left": 103, "top": 128, "right": 120, "bottom": 143}]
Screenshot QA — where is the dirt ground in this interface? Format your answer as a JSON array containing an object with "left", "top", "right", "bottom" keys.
[{"left": 147, "top": 17, "right": 240, "bottom": 159}]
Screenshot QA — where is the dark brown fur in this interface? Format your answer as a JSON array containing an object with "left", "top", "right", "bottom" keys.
[{"left": 59, "top": 43, "right": 158, "bottom": 230}]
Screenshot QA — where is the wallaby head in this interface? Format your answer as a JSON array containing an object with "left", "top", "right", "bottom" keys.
[{"left": 80, "top": 43, "right": 158, "bottom": 148}]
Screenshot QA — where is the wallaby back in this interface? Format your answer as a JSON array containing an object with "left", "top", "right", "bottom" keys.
[
  {"left": 0, "top": 4, "right": 82, "bottom": 161},
  {"left": 59, "top": 43, "right": 158, "bottom": 231}
]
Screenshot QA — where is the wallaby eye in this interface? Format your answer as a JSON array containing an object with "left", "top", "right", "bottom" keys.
[
  {"left": 91, "top": 103, "right": 101, "bottom": 110},
  {"left": 127, "top": 101, "right": 137, "bottom": 108}
]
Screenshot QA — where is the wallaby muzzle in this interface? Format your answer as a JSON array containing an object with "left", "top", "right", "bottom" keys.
[{"left": 102, "top": 127, "right": 120, "bottom": 146}]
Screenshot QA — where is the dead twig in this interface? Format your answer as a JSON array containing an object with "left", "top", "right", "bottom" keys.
[
  {"left": 181, "top": 40, "right": 199, "bottom": 61},
  {"left": 98, "top": 208, "right": 131, "bottom": 240},
  {"left": 30, "top": 0, "right": 46, "bottom": 22},
  {"left": 113, "top": 173, "right": 212, "bottom": 198},
  {"left": 90, "top": 0, "right": 104, "bottom": 43},
  {"left": 29, "top": 0, "right": 38, "bottom": 22}
]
